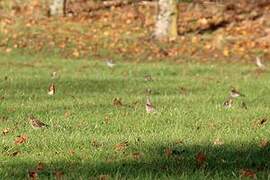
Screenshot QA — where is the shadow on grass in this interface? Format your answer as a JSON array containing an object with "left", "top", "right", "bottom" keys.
[{"left": 3, "top": 143, "right": 270, "bottom": 179}]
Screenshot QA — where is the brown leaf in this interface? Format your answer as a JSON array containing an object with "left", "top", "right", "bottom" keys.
[
  {"left": 115, "top": 141, "right": 128, "bottom": 151},
  {"left": 2, "top": 128, "right": 10, "bottom": 135},
  {"left": 28, "top": 170, "right": 38, "bottom": 180},
  {"left": 196, "top": 151, "right": 206, "bottom": 167},
  {"left": 164, "top": 148, "right": 172, "bottom": 157},
  {"left": 68, "top": 149, "right": 75, "bottom": 156},
  {"left": 99, "top": 174, "right": 110, "bottom": 180},
  {"left": 258, "top": 139, "right": 269, "bottom": 148},
  {"left": 240, "top": 169, "right": 256, "bottom": 179},
  {"left": 223, "top": 48, "right": 229, "bottom": 57},
  {"left": 104, "top": 116, "right": 110, "bottom": 124},
  {"left": 54, "top": 170, "right": 64, "bottom": 180},
  {"left": 72, "top": 49, "right": 80, "bottom": 57},
  {"left": 5, "top": 48, "right": 12, "bottom": 53},
  {"left": 15, "top": 134, "right": 28, "bottom": 145},
  {"left": 36, "top": 162, "right": 45, "bottom": 171},
  {"left": 174, "top": 140, "right": 184, "bottom": 145},
  {"left": 132, "top": 152, "right": 142, "bottom": 160},
  {"left": 64, "top": 111, "right": 71, "bottom": 118}
]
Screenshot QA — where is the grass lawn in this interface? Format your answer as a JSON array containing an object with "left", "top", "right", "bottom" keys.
[{"left": 0, "top": 53, "right": 270, "bottom": 179}]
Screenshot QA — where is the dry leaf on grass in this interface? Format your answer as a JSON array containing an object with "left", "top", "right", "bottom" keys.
[
  {"left": 54, "top": 170, "right": 64, "bottom": 180},
  {"left": 131, "top": 152, "right": 142, "bottom": 160},
  {"left": 196, "top": 151, "right": 207, "bottom": 167},
  {"left": 115, "top": 141, "right": 128, "bottom": 151},
  {"left": 164, "top": 148, "right": 172, "bottom": 157},
  {"left": 258, "top": 138, "right": 269, "bottom": 148},
  {"left": 64, "top": 111, "right": 71, "bottom": 118},
  {"left": 2, "top": 128, "right": 10, "bottom": 135},
  {"left": 28, "top": 170, "right": 38, "bottom": 180},
  {"left": 99, "top": 174, "right": 110, "bottom": 180},
  {"left": 15, "top": 134, "right": 28, "bottom": 145},
  {"left": 240, "top": 169, "right": 257, "bottom": 179},
  {"left": 36, "top": 162, "right": 45, "bottom": 171}
]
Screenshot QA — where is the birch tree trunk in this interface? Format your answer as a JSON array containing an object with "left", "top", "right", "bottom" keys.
[
  {"left": 154, "top": 0, "right": 178, "bottom": 40},
  {"left": 49, "top": 0, "right": 66, "bottom": 16}
]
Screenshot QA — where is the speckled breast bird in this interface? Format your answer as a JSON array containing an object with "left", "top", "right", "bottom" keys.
[{"left": 29, "top": 115, "right": 49, "bottom": 129}]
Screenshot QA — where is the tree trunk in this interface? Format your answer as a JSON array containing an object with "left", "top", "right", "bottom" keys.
[
  {"left": 49, "top": 0, "right": 66, "bottom": 16},
  {"left": 154, "top": 0, "right": 178, "bottom": 40}
]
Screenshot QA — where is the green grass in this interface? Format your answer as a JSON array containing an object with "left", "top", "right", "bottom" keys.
[{"left": 0, "top": 53, "right": 270, "bottom": 179}]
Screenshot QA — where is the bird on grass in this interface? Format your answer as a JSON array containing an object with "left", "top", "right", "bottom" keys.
[
  {"left": 106, "top": 59, "right": 116, "bottom": 68},
  {"left": 29, "top": 115, "right": 49, "bottom": 129},
  {"left": 51, "top": 71, "right": 58, "bottom": 79},
  {"left": 230, "top": 88, "right": 245, "bottom": 98},
  {"left": 223, "top": 98, "right": 233, "bottom": 109},
  {"left": 146, "top": 97, "right": 155, "bottom": 113},
  {"left": 48, "top": 83, "right": 56, "bottom": 96},
  {"left": 256, "top": 57, "right": 266, "bottom": 69},
  {"left": 144, "top": 75, "right": 153, "bottom": 82}
]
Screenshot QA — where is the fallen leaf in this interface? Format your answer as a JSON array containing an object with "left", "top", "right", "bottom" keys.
[
  {"left": 36, "top": 162, "right": 45, "bottom": 171},
  {"left": 5, "top": 48, "right": 12, "bottom": 53},
  {"left": 174, "top": 140, "right": 184, "bottom": 145},
  {"left": 54, "top": 170, "right": 64, "bottom": 180},
  {"left": 28, "top": 170, "right": 38, "bottom": 180},
  {"left": 115, "top": 141, "right": 128, "bottom": 151},
  {"left": 15, "top": 134, "right": 28, "bottom": 145},
  {"left": 68, "top": 149, "right": 75, "bottom": 156},
  {"left": 99, "top": 174, "right": 110, "bottom": 180},
  {"left": 196, "top": 151, "right": 206, "bottom": 167},
  {"left": 164, "top": 148, "right": 172, "bottom": 157},
  {"left": 240, "top": 169, "right": 256, "bottom": 179},
  {"left": 213, "top": 138, "right": 224, "bottom": 146},
  {"left": 223, "top": 48, "right": 229, "bottom": 57},
  {"left": 104, "top": 116, "right": 110, "bottom": 124},
  {"left": 132, "top": 152, "right": 142, "bottom": 160},
  {"left": 2, "top": 128, "right": 10, "bottom": 135},
  {"left": 72, "top": 49, "right": 80, "bottom": 57},
  {"left": 64, "top": 111, "right": 71, "bottom": 118},
  {"left": 198, "top": 18, "right": 208, "bottom": 25},
  {"left": 258, "top": 139, "right": 269, "bottom": 148}
]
